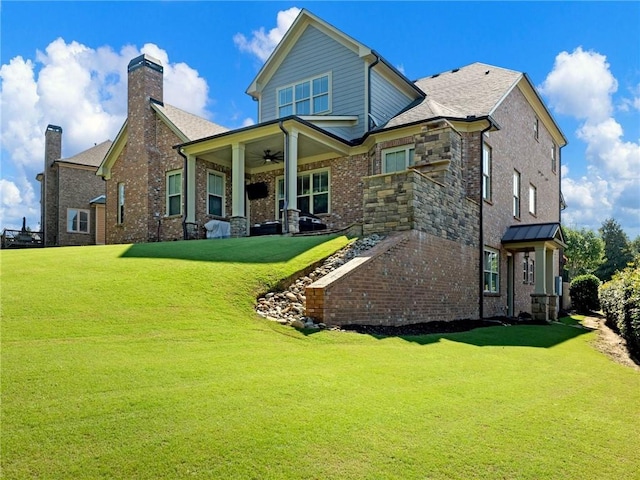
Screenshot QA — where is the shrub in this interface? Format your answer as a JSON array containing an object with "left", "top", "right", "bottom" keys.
[
  {"left": 569, "top": 274, "right": 601, "bottom": 313},
  {"left": 600, "top": 259, "right": 640, "bottom": 358}
]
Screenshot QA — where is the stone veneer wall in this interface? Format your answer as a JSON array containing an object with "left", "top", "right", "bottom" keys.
[
  {"left": 363, "top": 121, "right": 479, "bottom": 245},
  {"left": 307, "top": 120, "right": 482, "bottom": 326},
  {"left": 306, "top": 230, "right": 479, "bottom": 326}
]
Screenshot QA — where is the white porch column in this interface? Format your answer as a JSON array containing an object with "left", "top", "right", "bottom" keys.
[
  {"left": 534, "top": 245, "right": 547, "bottom": 294},
  {"left": 546, "top": 248, "right": 556, "bottom": 294},
  {"left": 186, "top": 154, "right": 196, "bottom": 224},
  {"left": 231, "top": 143, "right": 246, "bottom": 217},
  {"left": 286, "top": 128, "right": 299, "bottom": 211}
]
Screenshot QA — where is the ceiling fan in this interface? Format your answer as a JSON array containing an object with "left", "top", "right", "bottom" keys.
[{"left": 259, "top": 149, "right": 283, "bottom": 164}]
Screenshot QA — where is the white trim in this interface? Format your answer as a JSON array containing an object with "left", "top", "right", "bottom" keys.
[
  {"left": 276, "top": 72, "right": 332, "bottom": 117},
  {"left": 381, "top": 144, "right": 415, "bottom": 173},
  {"left": 529, "top": 183, "right": 537, "bottom": 216},
  {"left": 483, "top": 247, "right": 500, "bottom": 293},
  {"left": 482, "top": 142, "right": 492, "bottom": 201},
  {"left": 117, "top": 182, "right": 125, "bottom": 224},
  {"left": 276, "top": 167, "right": 331, "bottom": 218},
  {"left": 207, "top": 169, "right": 226, "bottom": 217},
  {"left": 66, "top": 208, "right": 90, "bottom": 234},
  {"left": 166, "top": 169, "right": 183, "bottom": 217}
]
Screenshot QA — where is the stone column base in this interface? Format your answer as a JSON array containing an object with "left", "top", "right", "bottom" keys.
[
  {"left": 548, "top": 295, "right": 558, "bottom": 321},
  {"left": 286, "top": 209, "right": 300, "bottom": 234},
  {"left": 230, "top": 216, "right": 248, "bottom": 238},
  {"left": 531, "top": 293, "right": 550, "bottom": 322}
]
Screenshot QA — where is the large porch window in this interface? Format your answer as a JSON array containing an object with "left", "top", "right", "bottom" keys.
[{"left": 276, "top": 169, "right": 330, "bottom": 218}]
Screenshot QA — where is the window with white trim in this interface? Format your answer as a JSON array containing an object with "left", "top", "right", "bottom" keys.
[
  {"left": 277, "top": 73, "right": 330, "bottom": 117},
  {"left": 117, "top": 183, "right": 125, "bottom": 224},
  {"left": 207, "top": 171, "right": 225, "bottom": 216},
  {"left": 551, "top": 143, "right": 557, "bottom": 173},
  {"left": 529, "top": 184, "right": 537, "bottom": 216},
  {"left": 482, "top": 143, "right": 492, "bottom": 201},
  {"left": 276, "top": 169, "right": 330, "bottom": 218},
  {"left": 513, "top": 170, "right": 521, "bottom": 218},
  {"left": 166, "top": 170, "right": 182, "bottom": 216},
  {"left": 382, "top": 145, "right": 415, "bottom": 174},
  {"left": 534, "top": 117, "right": 539, "bottom": 140},
  {"left": 484, "top": 248, "right": 499, "bottom": 293},
  {"left": 67, "top": 208, "right": 89, "bottom": 233}
]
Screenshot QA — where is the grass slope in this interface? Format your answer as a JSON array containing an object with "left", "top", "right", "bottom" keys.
[{"left": 2, "top": 236, "right": 639, "bottom": 479}]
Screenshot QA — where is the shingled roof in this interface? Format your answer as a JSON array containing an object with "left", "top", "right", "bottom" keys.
[
  {"left": 57, "top": 140, "right": 113, "bottom": 168},
  {"left": 385, "top": 62, "right": 522, "bottom": 129},
  {"left": 152, "top": 103, "right": 228, "bottom": 141}
]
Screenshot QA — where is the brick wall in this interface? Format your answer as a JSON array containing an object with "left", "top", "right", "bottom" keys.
[
  {"left": 306, "top": 230, "right": 479, "bottom": 326},
  {"left": 43, "top": 126, "right": 62, "bottom": 246},
  {"left": 481, "top": 86, "right": 562, "bottom": 317},
  {"left": 56, "top": 165, "right": 105, "bottom": 246}
]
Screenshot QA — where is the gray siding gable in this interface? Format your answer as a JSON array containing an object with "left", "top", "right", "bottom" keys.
[
  {"left": 261, "top": 25, "right": 366, "bottom": 140},
  {"left": 370, "top": 69, "right": 415, "bottom": 129}
]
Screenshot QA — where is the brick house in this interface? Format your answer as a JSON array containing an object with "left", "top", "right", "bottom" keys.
[
  {"left": 36, "top": 125, "right": 112, "bottom": 246},
  {"left": 98, "top": 9, "right": 567, "bottom": 324}
]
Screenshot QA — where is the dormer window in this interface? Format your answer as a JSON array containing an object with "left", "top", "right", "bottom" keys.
[{"left": 278, "top": 73, "right": 330, "bottom": 117}]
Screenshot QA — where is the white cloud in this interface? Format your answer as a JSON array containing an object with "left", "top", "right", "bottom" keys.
[
  {"left": 540, "top": 46, "right": 617, "bottom": 123},
  {"left": 0, "top": 38, "right": 211, "bottom": 230},
  {"left": 233, "top": 7, "right": 301, "bottom": 62},
  {"left": 542, "top": 47, "right": 640, "bottom": 237}
]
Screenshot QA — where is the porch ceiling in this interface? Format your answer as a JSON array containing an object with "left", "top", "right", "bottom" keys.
[{"left": 178, "top": 118, "right": 353, "bottom": 172}]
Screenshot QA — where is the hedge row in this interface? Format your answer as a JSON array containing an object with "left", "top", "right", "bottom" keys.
[
  {"left": 569, "top": 274, "right": 601, "bottom": 313},
  {"left": 599, "top": 259, "right": 640, "bottom": 359}
]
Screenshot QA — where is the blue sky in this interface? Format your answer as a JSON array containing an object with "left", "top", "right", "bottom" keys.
[{"left": 1, "top": 1, "right": 639, "bottom": 238}]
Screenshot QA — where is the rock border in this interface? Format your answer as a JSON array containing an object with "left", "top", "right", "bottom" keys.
[{"left": 255, "top": 234, "right": 384, "bottom": 329}]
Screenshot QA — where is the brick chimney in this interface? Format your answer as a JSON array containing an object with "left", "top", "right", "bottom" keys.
[
  {"left": 127, "top": 54, "right": 163, "bottom": 148},
  {"left": 123, "top": 54, "right": 164, "bottom": 242},
  {"left": 42, "top": 124, "right": 63, "bottom": 245}
]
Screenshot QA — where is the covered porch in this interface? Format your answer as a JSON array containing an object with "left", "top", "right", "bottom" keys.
[
  {"left": 502, "top": 223, "right": 566, "bottom": 322},
  {"left": 176, "top": 117, "right": 353, "bottom": 238}
]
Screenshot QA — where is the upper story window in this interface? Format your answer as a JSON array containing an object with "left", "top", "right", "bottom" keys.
[
  {"left": 67, "top": 208, "right": 89, "bottom": 233},
  {"left": 278, "top": 73, "right": 330, "bottom": 117},
  {"left": 513, "top": 170, "right": 521, "bottom": 218},
  {"left": 166, "top": 170, "right": 182, "bottom": 216},
  {"left": 529, "top": 184, "right": 537, "bottom": 216},
  {"left": 382, "top": 145, "right": 415, "bottom": 174},
  {"left": 117, "top": 183, "right": 125, "bottom": 224},
  {"left": 482, "top": 143, "right": 492, "bottom": 201},
  {"left": 551, "top": 143, "right": 557, "bottom": 173},
  {"left": 208, "top": 171, "right": 225, "bottom": 216},
  {"left": 534, "top": 117, "right": 539, "bottom": 140}
]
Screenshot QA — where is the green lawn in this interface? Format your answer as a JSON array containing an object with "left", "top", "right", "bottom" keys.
[{"left": 2, "top": 236, "right": 639, "bottom": 479}]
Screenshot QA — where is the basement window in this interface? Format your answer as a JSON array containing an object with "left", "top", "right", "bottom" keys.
[{"left": 484, "top": 248, "right": 499, "bottom": 293}]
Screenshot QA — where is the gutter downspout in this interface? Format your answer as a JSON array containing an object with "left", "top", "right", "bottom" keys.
[
  {"left": 177, "top": 147, "right": 188, "bottom": 240},
  {"left": 278, "top": 121, "right": 290, "bottom": 233},
  {"left": 367, "top": 54, "right": 380, "bottom": 132},
  {"left": 478, "top": 120, "right": 494, "bottom": 321}
]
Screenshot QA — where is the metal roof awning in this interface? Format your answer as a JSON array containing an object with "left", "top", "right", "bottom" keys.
[{"left": 501, "top": 222, "right": 566, "bottom": 252}]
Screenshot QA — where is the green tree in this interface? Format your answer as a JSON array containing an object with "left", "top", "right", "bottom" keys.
[
  {"left": 563, "top": 226, "right": 604, "bottom": 279},
  {"left": 596, "top": 218, "right": 633, "bottom": 281},
  {"left": 630, "top": 236, "right": 640, "bottom": 257}
]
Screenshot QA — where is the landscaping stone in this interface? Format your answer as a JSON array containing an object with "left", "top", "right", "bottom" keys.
[{"left": 255, "top": 234, "right": 384, "bottom": 329}]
